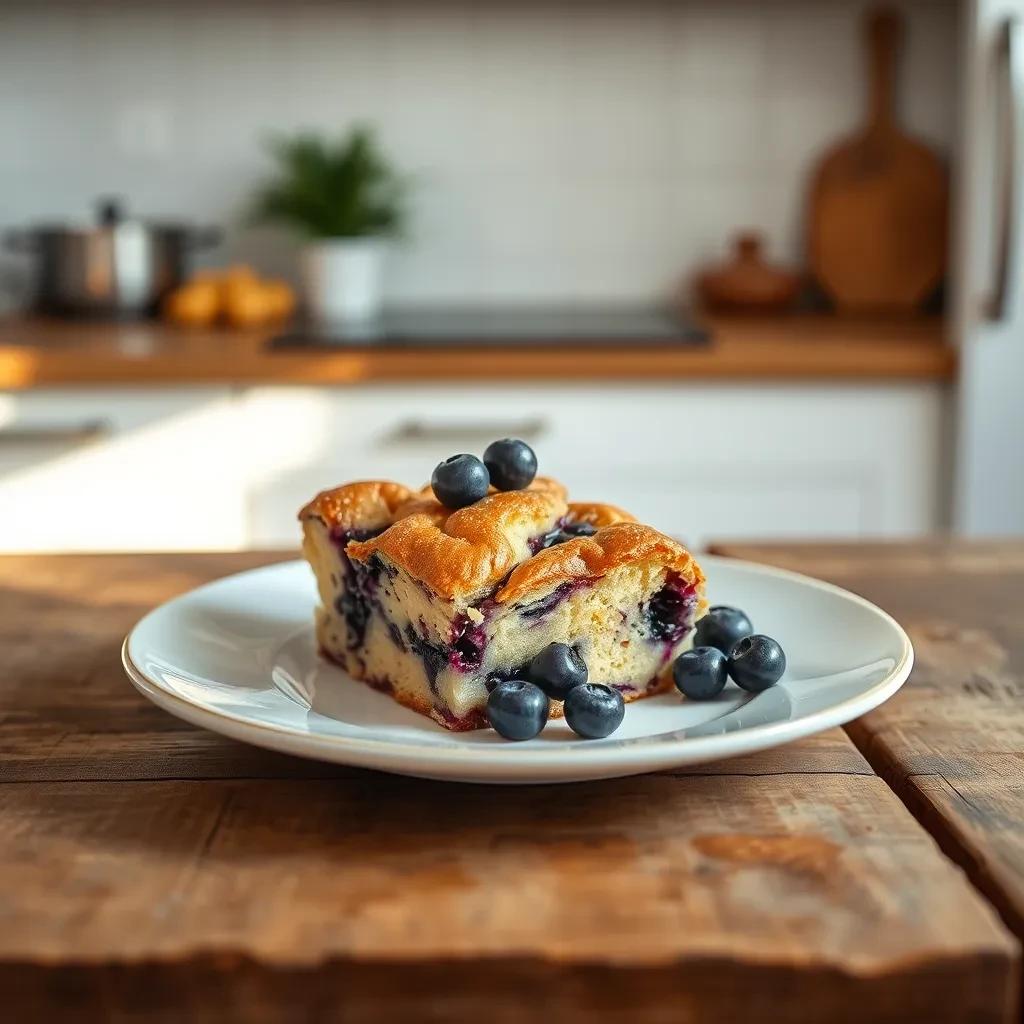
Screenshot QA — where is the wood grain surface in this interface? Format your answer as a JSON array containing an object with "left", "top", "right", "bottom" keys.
[
  {"left": 0, "top": 551, "right": 1017, "bottom": 1022},
  {"left": 711, "top": 542, "right": 1024, "bottom": 944},
  {"left": 0, "top": 314, "right": 954, "bottom": 389}
]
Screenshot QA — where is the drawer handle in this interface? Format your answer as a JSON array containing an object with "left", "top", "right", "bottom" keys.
[
  {"left": 383, "top": 418, "right": 548, "bottom": 445},
  {"left": 0, "top": 419, "right": 110, "bottom": 445}
]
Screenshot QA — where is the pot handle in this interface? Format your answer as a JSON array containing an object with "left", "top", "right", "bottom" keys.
[
  {"left": 184, "top": 226, "right": 222, "bottom": 250},
  {"left": 2, "top": 230, "right": 38, "bottom": 253}
]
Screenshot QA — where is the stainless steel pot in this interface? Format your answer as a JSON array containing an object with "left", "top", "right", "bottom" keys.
[{"left": 3, "top": 199, "right": 220, "bottom": 317}]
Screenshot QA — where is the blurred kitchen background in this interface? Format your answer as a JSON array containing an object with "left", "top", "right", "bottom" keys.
[{"left": 1, "top": 0, "right": 1021, "bottom": 553}]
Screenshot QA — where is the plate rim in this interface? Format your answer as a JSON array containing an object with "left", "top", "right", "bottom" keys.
[{"left": 122, "top": 555, "right": 914, "bottom": 779}]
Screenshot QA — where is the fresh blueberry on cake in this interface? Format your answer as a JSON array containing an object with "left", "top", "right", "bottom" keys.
[
  {"left": 483, "top": 438, "right": 538, "bottom": 491},
  {"left": 299, "top": 452, "right": 707, "bottom": 732},
  {"left": 527, "top": 642, "right": 588, "bottom": 700}
]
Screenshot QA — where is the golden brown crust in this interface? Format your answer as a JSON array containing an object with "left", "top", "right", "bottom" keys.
[
  {"left": 299, "top": 480, "right": 414, "bottom": 532},
  {"left": 300, "top": 476, "right": 703, "bottom": 607},
  {"left": 496, "top": 522, "right": 705, "bottom": 605},
  {"left": 391, "top": 475, "right": 569, "bottom": 528},
  {"left": 408, "top": 474, "right": 569, "bottom": 508},
  {"left": 524, "top": 476, "right": 569, "bottom": 502},
  {"left": 566, "top": 502, "right": 637, "bottom": 527},
  {"left": 300, "top": 476, "right": 572, "bottom": 539},
  {"left": 347, "top": 488, "right": 568, "bottom": 601},
  {"left": 391, "top": 495, "right": 450, "bottom": 528},
  {"left": 299, "top": 475, "right": 573, "bottom": 532}
]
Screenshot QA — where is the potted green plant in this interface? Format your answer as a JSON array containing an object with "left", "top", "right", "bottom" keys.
[{"left": 250, "top": 127, "right": 406, "bottom": 324}]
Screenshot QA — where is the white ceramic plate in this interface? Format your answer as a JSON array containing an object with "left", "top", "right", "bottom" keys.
[{"left": 123, "top": 556, "right": 912, "bottom": 784}]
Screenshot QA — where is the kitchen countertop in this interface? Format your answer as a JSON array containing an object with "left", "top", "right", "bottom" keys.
[
  {"left": 0, "top": 314, "right": 955, "bottom": 388},
  {"left": 1, "top": 542, "right": 1020, "bottom": 1021}
]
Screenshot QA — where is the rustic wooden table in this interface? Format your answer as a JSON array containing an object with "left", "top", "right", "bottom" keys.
[{"left": 1, "top": 545, "right": 1022, "bottom": 1022}]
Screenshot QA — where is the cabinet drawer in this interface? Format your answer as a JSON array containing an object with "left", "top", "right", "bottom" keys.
[
  {"left": 1, "top": 389, "right": 246, "bottom": 552},
  {"left": 245, "top": 384, "right": 943, "bottom": 548}
]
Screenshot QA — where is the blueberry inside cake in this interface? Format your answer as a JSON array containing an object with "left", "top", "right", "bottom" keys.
[{"left": 300, "top": 472, "right": 707, "bottom": 732}]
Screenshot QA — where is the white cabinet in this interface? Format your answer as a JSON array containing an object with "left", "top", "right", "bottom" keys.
[
  {"left": 1, "top": 382, "right": 945, "bottom": 553},
  {"left": 243, "top": 383, "right": 945, "bottom": 550},
  {"left": 0, "top": 388, "right": 247, "bottom": 552}
]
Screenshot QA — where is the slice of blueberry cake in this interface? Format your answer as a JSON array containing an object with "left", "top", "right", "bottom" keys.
[{"left": 300, "top": 477, "right": 707, "bottom": 731}]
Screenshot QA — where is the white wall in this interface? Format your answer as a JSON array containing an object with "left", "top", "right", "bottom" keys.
[{"left": 0, "top": 0, "right": 957, "bottom": 307}]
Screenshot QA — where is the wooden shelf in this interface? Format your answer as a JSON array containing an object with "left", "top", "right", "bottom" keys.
[{"left": 0, "top": 314, "right": 955, "bottom": 389}]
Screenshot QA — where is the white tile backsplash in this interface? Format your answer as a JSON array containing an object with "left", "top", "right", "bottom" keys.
[
  {"left": 675, "top": 2, "right": 769, "bottom": 91},
  {"left": 0, "top": 0, "right": 957, "bottom": 307}
]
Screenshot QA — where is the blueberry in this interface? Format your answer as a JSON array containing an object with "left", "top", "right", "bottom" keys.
[
  {"left": 563, "top": 683, "right": 625, "bottom": 739},
  {"left": 486, "top": 679, "right": 550, "bottom": 740},
  {"left": 483, "top": 438, "right": 537, "bottom": 491},
  {"left": 544, "top": 526, "right": 596, "bottom": 546},
  {"left": 431, "top": 454, "right": 490, "bottom": 509},
  {"left": 672, "top": 647, "right": 728, "bottom": 700},
  {"left": 694, "top": 605, "right": 754, "bottom": 654},
  {"left": 561, "top": 521, "right": 597, "bottom": 537},
  {"left": 528, "top": 642, "right": 588, "bottom": 700},
  {"left": 728, "top": 634, "right": 786, "bottom": 692}
]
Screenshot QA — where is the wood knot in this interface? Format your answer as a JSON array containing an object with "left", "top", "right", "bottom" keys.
[{"left": 693, "top": 833, "right": 840, "bottom": 876}]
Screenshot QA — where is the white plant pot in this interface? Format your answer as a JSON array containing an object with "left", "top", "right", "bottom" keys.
[{"left": 302, "top": 238, "right": 386, "bottom": 326}]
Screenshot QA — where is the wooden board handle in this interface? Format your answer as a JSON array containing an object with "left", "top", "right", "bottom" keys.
[{"left": 866, "top": 7, "right": 903, "bottom": 134}]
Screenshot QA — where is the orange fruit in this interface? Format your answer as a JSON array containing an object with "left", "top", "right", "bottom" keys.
[
  {"left": 163, "top": 280, "right": 220, "bottom": 327},
  {"left": 222, "top": 278, "right": 274, "bottom": 328},
  {"left": 262, "top": 279, "right": 296, "bottom": 321}
]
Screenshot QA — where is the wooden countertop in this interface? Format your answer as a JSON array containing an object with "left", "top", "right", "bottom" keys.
[
  {"left": 1, "top": 544, "right": 1020, "bottom": 1022},
  {"left": 712, "top": 540, "right": 1024, "bottom": 946},
  {"left": 0, "top": 314, "right": 955, "bottom": 388}
]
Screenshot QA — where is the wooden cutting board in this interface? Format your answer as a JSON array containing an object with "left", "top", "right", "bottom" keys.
[{"left": 807, "top": 8, "right": 948, "bottom": 313}]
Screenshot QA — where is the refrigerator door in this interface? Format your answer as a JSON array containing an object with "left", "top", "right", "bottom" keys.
[{"left": 954, "top": 0, "right": 1024, "bottom": 534}]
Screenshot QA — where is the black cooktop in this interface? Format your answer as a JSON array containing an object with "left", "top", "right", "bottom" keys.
[{"left": 268, "top": 307, "right": 709, "bottom": 349}]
